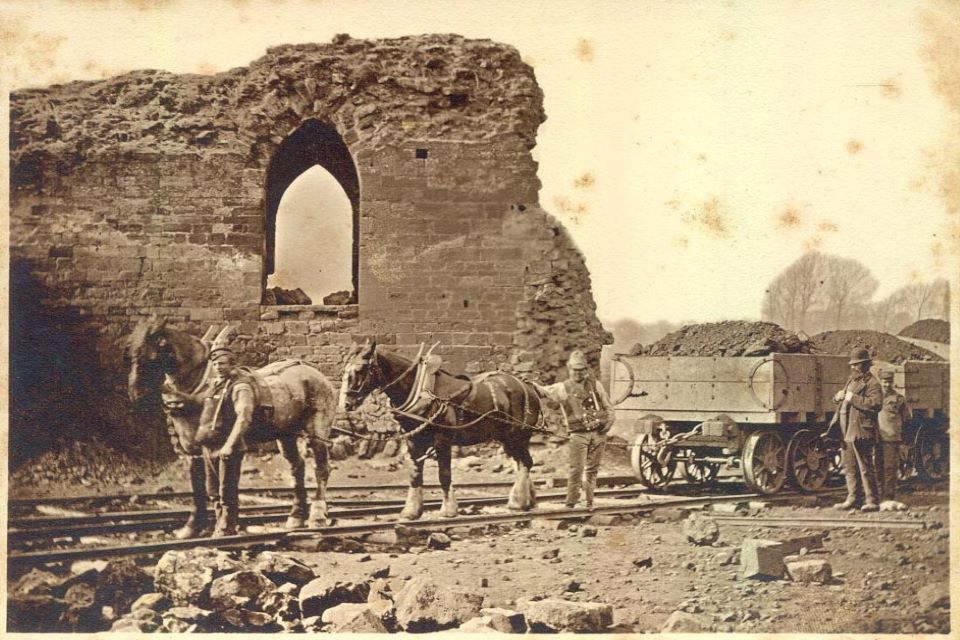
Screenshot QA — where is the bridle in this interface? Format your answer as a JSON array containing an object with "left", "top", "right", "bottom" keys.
[{"left": 344, "top": 345, "right": 422, "bottom": 404}]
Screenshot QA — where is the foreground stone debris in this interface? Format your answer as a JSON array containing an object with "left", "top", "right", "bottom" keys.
[
  {"left": 661, "top": 610, "right": 708, "bottom": 632},
  {"left": 519, "top": 597, "right": 613, "bottom": 633},
  {"left": 683, "top": 513, "right": 720, "bottom": 546},
  {"left": 740, "top": 534, "right": 825, "bottom": 579},
  {"left": 393, "top": 576, "right": 484, "bottom": 631},
  {"left": 784, "top": 559, "right": 832, "bottom": 584}
]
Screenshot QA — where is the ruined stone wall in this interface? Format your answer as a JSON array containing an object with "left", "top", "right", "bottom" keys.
[{"left": 10, "top": 35, "right": 611, "bottom": 463}]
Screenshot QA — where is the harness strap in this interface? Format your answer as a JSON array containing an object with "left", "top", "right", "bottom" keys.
[{"left": 395, "top": 344, "right": 427, "bottom": 411}]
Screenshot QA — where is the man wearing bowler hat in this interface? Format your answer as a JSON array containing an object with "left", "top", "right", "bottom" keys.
[{"left": 832, "top": 348, "right": 883, "bottom": 512}]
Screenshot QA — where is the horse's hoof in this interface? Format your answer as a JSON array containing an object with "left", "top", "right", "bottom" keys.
[
  {"left": 399, "top": 510, "right": 422, "bottom": 521},
  {"left": 173, "top": 520, "right": 208, "bottom": 539},
  {"left": 308, "top": 517, "right": 334, "bottom": 528},
  {"left": 441, "top": 508, "right": 458, "bottom": 518},
  {"left": 210, "top": 527, "right": 237, "bottom": 538},
  {"left": 284, "top": 516, "right": 305, "bottom": 529}
]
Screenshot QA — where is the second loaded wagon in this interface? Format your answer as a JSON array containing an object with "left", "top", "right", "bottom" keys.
[{"left": 608, "top": 352, "right": 949, "bottom": 494}]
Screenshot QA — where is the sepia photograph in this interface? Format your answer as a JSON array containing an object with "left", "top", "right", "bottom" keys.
[{"left": 4, "top": 0, "right": 956, "bottom": 635}]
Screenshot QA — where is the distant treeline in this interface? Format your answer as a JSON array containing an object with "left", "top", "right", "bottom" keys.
[
  {"left": 604, "top": 250, "right": 950, "bottom": 355},
  {"left": 761, "top": 251, "right": 949, "bottom": 336}
]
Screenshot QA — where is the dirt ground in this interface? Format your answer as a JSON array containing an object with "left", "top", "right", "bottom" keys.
[{"left": 9, "top": 438, "right": 951, "bottom": 634}]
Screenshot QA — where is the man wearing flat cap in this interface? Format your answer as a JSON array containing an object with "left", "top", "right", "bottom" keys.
[
  {"left": 876, "top": 369, "right": 910, "bottom": 507},
  {"left": 195, "top": 346, "right": 256, "bottom": 536},
  {"left": 535, "top": 350, "right": 615, "bottom": 509},
  {"left": 832, "top": 348, "right": 883, "bottom": 512}
]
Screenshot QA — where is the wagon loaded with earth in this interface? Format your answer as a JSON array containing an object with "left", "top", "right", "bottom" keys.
[{"left": 608, "top": 353, "right": 949, "bottom": 494}]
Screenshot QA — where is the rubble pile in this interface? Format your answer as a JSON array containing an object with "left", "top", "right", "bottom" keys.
[
  {"left": 899, "top": 319, "right": 950, "bottom": 344},
  {"left": 9, "top": 547, "right": 614, "bottom": 633},
  {"left": 810, "top": 330, "right": 944, "bottom": 363},
  {"left": 10, "top": 439, "right": 168, "bottom": 493},
  {"left": 261, "top": 287, "right": 312, "bottom": 306},
  {"left": 631, "top": 321, "right": 809, "bottom": 357}
]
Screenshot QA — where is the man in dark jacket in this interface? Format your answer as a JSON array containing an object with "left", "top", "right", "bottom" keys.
[
  {"left": 195, "top": 346, "right": 255, "bottom": 536},
  {"left": 833, "top": 348, "right": 882, "bottom": 511}
]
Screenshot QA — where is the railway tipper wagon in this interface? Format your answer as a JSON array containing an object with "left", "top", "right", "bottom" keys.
[{"left": 608, "top": 352, "right": 949, "bottom": 494}]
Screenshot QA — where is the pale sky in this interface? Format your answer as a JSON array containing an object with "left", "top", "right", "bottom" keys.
[{"left": 4, "top": 0, "right": 958, "bottom": 323}]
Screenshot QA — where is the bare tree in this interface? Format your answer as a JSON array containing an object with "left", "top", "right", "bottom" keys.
[
  {"left": 868, "top": 291, "right": 903, "bottom": 332},
  {"left": 895, "top": 278, "right": 950, "bottom": 321},
  {"left": 822, "top": 256, "right": 879, "bottom": 329},
  {"left": 763, "top": 252, "right": 827, "bottom": 332}
]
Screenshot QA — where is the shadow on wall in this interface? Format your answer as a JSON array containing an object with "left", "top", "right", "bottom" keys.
[{"left": 9, "top": 259, "right": 173, "bottom": 468}]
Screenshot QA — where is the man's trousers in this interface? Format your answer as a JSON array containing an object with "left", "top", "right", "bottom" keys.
[
  {"left": 841, "top": 438, "right": 878, "bottom": 506},
  {"left": 875, "top": 439, "right": 900, "bottom": 502},
  {"left": 566, "top": 431, "right": 607, "bottom": 506}
]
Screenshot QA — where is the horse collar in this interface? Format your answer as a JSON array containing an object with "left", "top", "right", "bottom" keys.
[{"left": 397, "top": 355, "right": 441, "bottom": 414}]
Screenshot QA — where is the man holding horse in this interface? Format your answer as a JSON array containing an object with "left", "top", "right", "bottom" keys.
[
  {"left": 535, "top": 350, "right": 615, "bottom": 509},
  {"left": 195, "top": 345, "right": 255, "bottom": 537}
]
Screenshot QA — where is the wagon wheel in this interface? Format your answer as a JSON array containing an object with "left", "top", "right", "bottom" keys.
[
  {"left": 786, "top": 430, "right": 830, "bottom": 492},
  {"left": 630, "top": 433, "right": 677, "bottom": 490},
  {"left": 742, "top": 430, "right": 788, "bottom": 494},
  {"left": 821, "top": 436, "right": 843, "bottom": 480},
  {"left": 683, "top": 456, "right": 720, "bottom": 485},
  {"left": 610, "top": 356, "right": 635, "bottom": 406},
  {"left": 914, "top": 424, "right": 949, "bottom": 482}
]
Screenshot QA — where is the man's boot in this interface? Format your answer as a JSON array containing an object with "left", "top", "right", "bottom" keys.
[
  {"left": 833, "top": 496, "right": 858, "bottom": 510},
  {"left": 584, "top": 478, "right": 596, "bottom": 510},
  {"left": 174, "top": 457, "right": 208, "bottom": 539}
]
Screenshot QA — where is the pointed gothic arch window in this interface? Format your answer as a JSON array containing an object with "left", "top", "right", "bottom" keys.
[{"left": 263, "top": 120, "right": 359, "bottom": 304}]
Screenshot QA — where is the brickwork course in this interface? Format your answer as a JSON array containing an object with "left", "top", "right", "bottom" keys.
[{"left": 9, "top": 34, "right": 612, "bottom": 464}]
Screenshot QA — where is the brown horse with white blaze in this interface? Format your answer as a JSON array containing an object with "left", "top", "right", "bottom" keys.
[
  {"left": 339, "top": 341, "right": 542, "bottom": 520},
  {"left": 127, "top": 317, "right": 337, "bottom": 537}
]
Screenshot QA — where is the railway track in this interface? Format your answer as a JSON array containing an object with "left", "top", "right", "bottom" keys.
[
  {"left": 8, "top": 486, "right": 851, "bottom": 570},
  {"left": 8, "top": 486, "right": 660, "bottom": 544},
  {"left": 7, "top": 474, "right": 642, "bottom": 510}
]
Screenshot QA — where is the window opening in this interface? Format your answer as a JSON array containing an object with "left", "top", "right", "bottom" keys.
[
  {"left": 267, "top": 165, "right": 353, "bottom": 305},
  {"left": 263, "top": 119, "right": 360, "bottom": 305}
]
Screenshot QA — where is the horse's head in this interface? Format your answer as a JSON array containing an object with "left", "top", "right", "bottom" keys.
[
  {"left": 127, "top": 316, "right": 177, "bottom": 404},
  {"left": 339, "top": 340, "right": 379, "bottom": 412}
]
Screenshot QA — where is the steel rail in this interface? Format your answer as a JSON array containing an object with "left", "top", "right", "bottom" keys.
[
  {"left": 8, "top": 475, "right": 641, "bottom": 508},
  {"left": 710, "top": 515, "right": 927, "bottom": 530},
  {"left": 8, "top": 487, "right": 848, "bottom": 569},
  {"left": 10, "top": 477, "right": 754, "bottom": 532},
  {"left": 9, "top": 487, "right": 661, "bottom": 543}
]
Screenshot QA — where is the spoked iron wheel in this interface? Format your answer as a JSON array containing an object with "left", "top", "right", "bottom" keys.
[
  {"left": 914, "top": 424, "right": 949, "bottom": 482},
  {"left": 742, "top": 430, "right": 787, "bottom": 494},
  {"left": 630, "top": 433, "right": 677, "bottom": 490},
  {"left": 683, "top": 456, "right": 720, "bottom": 485},
  {"left": 786, "top": 429, "right": 830, "bottom": 492}
]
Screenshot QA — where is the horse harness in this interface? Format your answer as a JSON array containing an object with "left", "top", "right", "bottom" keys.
[{"left": 381, "top": 354, "right": 544, "bottom": 435}]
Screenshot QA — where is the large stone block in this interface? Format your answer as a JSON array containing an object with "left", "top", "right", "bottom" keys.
[
  {"left": 298, "top": 576, "right": 370, "bottom": 618},
  {"left": 784, "top": 558, "right": 832, "bottom": 584},
  {"left": 321, "top": 603, "right": 389, "bottom": 632},
  {"left": 519, "top": 598, "right": 613, "bottom": 633},
  {"left": 740, "top": 538, "right": 787, "bottom": 579},
  {"left": 393, "top": 577, "right": 484, "bottom": 632}
]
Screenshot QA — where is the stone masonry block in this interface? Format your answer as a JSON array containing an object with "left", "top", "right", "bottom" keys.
[{"left": 740, "top": 538, "right": 786, "bottom": 579}]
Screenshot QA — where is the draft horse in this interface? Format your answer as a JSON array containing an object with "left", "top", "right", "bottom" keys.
[
  {"left": 127, "top": 317, "right": 337, "bottom": 537},
  {"left": 339, "top": 341, "right": 543, "bottom": 520}
]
